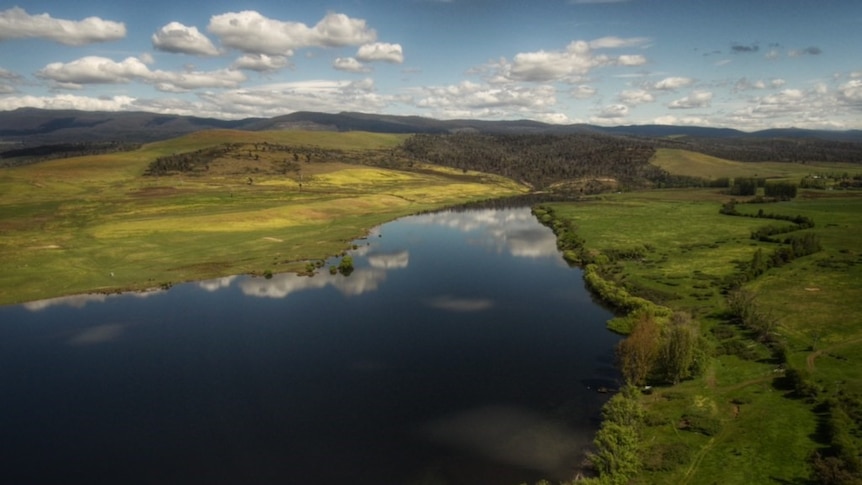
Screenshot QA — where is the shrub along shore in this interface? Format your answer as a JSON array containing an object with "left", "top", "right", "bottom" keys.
[{"left": 529, "top": 188, "right": 862, "bottom": 484}]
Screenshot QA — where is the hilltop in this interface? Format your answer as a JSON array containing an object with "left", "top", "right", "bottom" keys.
[{"left": 2, "top": 108, "right": 861, "bottom": 147}]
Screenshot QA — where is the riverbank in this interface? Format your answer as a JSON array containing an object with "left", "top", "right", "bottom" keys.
[
  {"left": 533, "top": 188, "right": 862, "bottom": 484},
  {"left": 0, "top": 130, "right": 527, "bottom": 306}
]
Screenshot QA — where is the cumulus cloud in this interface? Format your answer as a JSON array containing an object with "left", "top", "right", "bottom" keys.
[
  {"left": 37, "top": 56, "right": 150, "bottom": 88},
  {"left": 669, "top": 91, "right": 713, "bottom": 109},
  {"left": 734, "top": 77, "right": 786, "bottom": 92},
  {"left": 197, "top": 78, "right": 390, "bottom": 117},
  {"left": 571, "top": 85, "right": 597, "bottom": 99},
  {"left": 232, "top": 53, "right": 290, "bottom": 72},
  {"left": 616, "top": 55, "right": 647, "bottom": 66},
  {"left": 36, "top": 55, "right": 245, "bottom": 92},
  {"left": 755, "top": 89, "right": 806, "bottom": 114},
  {"left": 839, "top": 80, "right": 862, "bottom": 104},
  {"left": 654, "top": 115, "right": 709, "bottom": 126},
  {"left": 416, "top": 81, "right": 557, "bottom": 112},
  {"left": 152, "top": 22, "right": 220, "bottom": 56},
  {"left": 508, "top": 41, "right": 602, "bottom": 82},
  {"left": 0, "top": 67, "right": 22, "bottom": 93},
  {"left": 151, "top": 68, "right": 246, "bottom": 92},
  {"left": 0, "top": 94, "right": 137, "bottom": 112},
  {"left": 618, "top": 89, "right": 654, "bottom": 105},
  {"left": 653, "top": 76, "right": 694, "bottom": 91},
  {"left": 588, "top": 36, "right": 650, "bottom": 49},
  {"left": 333, "top": 57, "right": 369, "bottom": 73},
  {"left": 356, "top": 42, "right": 404, "bottom": 63},
  {"left": 0, "top": 7, "right": 125, "bottom": 45},
  {"left": 595, "top": 103, "right": 629, "bottom": 119},
  {"left": 208, "top": 10, "right": 376, "bottom": 56}
]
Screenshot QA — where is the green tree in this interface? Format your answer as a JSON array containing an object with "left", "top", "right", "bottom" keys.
[
  {"left": 590, "top": 421, "right": 641, "bottom": 481},
  {"left": 338, "top": 255, "right": 354, "bottom": 276},
  {"left": 660, "top": 312, "right": 700, "bottom": 384},
  {"left": 617, "top": 313, "right": 661, "bottom": 386}
]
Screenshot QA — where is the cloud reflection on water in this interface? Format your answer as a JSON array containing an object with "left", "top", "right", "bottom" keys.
[
  {"left": 239, "top": 267, "right": 386, "bottom": 299},
  {"left": 410, "top": 209, "right": 561, "bottom": 260},
  {"left": 197, "top": 275, "right": 238, "bottom": 292},
  {"left": 368, "top": 250, "right": 409, "bottom": 269},
  {"left": 421, "top": 404, "right": 589, "bottom": 480},
  {"left": 425, "top": 295, "right": 494, "bottom": 312},
  {"left": 23, "top": 289, "right": 163, "bottom": 312},
  {"left": 66, "top": 323, "right": 126, "bottom": 346}
]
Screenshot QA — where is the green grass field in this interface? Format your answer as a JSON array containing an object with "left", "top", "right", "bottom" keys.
[
  {"left": 543, "top": 188, "right": 862, "bottom": 484},
  {"left": 651, "top": 148, "right": 862, "bottom": 182},
  {"left": 0, "top": 130, "right": 526, "bottom": 305}
]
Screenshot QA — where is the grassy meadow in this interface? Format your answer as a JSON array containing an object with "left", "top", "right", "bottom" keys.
[
  {"left": 0, "top": 130, "right": 526, "bottom": 305},
  {"left": 541, "top": 164, "right": 862, "bottom": 482},
  {"left": 652, "top": 147, "right": 862, "bottom": 182}
]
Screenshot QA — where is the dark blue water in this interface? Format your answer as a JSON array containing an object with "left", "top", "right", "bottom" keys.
[{"left": 0, "top": 207, "right": 620, "bottom": 485}]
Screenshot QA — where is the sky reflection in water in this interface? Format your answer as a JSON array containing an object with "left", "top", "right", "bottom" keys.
[{"left": 1, "top": 207, "right": 620, "bottom": 485}]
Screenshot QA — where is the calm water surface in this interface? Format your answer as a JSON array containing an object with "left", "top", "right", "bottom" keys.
[{"left": 0, "top": 207, "right": 621, "bottom": 485}]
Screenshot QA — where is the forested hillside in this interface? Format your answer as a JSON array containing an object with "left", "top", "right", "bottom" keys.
[{"left": 401, "top": 133, "right": 694, "bottom": 191}]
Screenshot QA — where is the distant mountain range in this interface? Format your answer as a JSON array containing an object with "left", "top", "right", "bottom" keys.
[{"left": 1, "top": 107, "right": 860, "bottom": 145}]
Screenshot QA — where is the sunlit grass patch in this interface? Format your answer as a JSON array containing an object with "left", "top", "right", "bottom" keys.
[
  {"left": 652, "top": 148, "right": 862, "bottom": 181},
  {"left": 0, "top": 131, "right": 525, "bottom": 305}
]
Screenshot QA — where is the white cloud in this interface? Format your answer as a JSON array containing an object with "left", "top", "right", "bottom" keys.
[
  {"left": 416, "top": 81, "right": 557, "bottom": 112},
  {"left": 0, "top": 94, "right": 137, "bottom": 112},
  {"left": 595, "top": 103, "right": 629, "bottom": 119},
  {"left": 509, "top": 41, "right": 604, "bottom": 82},
  {"left": 571, "top": 85, "right": 597, "bottom": 99},
  {"left": 0, "top": 7, "right": 125, "bottom": 45},
  {"left": 653, "top": 76, "right": 694, "bottom": 91},
  {"left": 654, "top": 115, "right": 709, "bottom": 126},
  {"left": 589, "top": 36, "right": 650, "bottom": 49},
  {"left": 839, "top": 80, "right": 862, "bottom": 104},
  {"left": 151, "top": 68, "right": 246, "bottom": 92},
  {"left": 232, "top": 54, "right": 290, "bottom": 72},
  {"left": 197, "top": 78, "right": 390, "bottom": 117},
  {"left": 152, "top": 22, "right": 220, "bottom": 56},
  {"left": 36, "top": 56, "right": 245, "bottom": 92},
  {"left": 618, "top": 89, "right": 654, "bottom": 105},
  {"left": 356, "top": 42, "right": 404, "bottom": 64},
  {"left": 616, "top": 54, "right": 647, "bottom": 66},
  {"left": 734, "top": 77, "right": 788, "bottom": 92},
  {"left": 668, "top": 91, "right": 713, "bottom": 109},
  {"left": 0, "top": 68, "right": 23, "bottom": 80},
  {"left": 333, "top": 57, "right": 370, "bottom": 73},
  {"left": 208, "top": 10, "right": 376, "bottom": 56},
  {"left": 37, "top": 56, "right": 151, "bottom": 88}
]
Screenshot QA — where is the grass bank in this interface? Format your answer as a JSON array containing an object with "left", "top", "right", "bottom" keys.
[
  {"left": 535, "top": 188, "right": 862, "bottom": 484},
  {"left": 0, "top": 130, "right": 527, "bottom": 305}
]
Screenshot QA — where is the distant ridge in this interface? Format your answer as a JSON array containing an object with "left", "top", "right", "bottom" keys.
[{"left": 1, "top": 107, "right": 860, "bottom": 145}]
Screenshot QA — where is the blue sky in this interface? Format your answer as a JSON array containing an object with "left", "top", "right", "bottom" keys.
[{"left": 1, "top": 0, "right": 860, "bottom": 130}]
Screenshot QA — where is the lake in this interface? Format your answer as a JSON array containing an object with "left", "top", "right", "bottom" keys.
[{"left": 0, "top": 206, "right": 621, "bottom": 485}]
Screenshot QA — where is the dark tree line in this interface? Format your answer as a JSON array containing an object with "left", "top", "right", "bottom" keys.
[
  {"left": 719, "top": 200, "right": 821, "bottom": 289},
  {"left": 144, "top": 145, "right": 232, "bottom": 175},
  {"left": 0, "top": 141, "right": 140, "bottom": 167},
  {"left": 656, "top": 137, "right": 862, "bottom": 164},
  {"left": 402, "top": 133, "right": 679, "bottom": 191}
]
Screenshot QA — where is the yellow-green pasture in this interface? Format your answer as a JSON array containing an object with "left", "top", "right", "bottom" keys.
[
  {"left": 0, "top": 130, "right": 526, "bottom": 305},
  {"left": 652, "top": 148, "right": 862, "bottom": 181}
]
